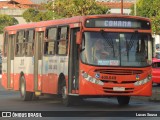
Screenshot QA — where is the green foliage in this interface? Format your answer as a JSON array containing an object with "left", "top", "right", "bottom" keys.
[
  {"left": 0, "top": 14, "right": 18, "bottom": 33},
  {"left": 53, "top": 0, "right": 109, "bottom": 19},
  {"left": 22, "top": 8, "right": 39, "bottom": 22},
  {"left": 131, "top": 0, "right": 160, "bottom": 34},
  {"left": 22, "top": 0, "right": 109, "bottom": 22},
  {"left": 42, "top": 1, "right": 53, "bottom": 11},
  {"left": 22, "top": 8, "right": 54, "bottom": 22}
]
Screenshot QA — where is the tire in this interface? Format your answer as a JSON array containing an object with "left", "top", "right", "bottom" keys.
[
  {"left": 58, "top": 76, "right": 72, "bottom": 107},
  {"left": 20, "top": 76, "right": 33, "bottom": 101},
  {"left": 61, "top": 81, "right": 72, "bottom": 106},
  {"left": 117, "top": 96, "right": 130, "bottom": 105}
]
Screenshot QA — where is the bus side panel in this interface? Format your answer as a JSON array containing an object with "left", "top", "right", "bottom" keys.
[
  {"left": 48, "top": 74, "right": 58, "bottom": 94},
  {"left": 2, "top": 74, "right": 7, "bottom": 89},
  {"left": 25, "top": 57, "right": 34, "bottom": 92},
  {"left": 13, "top": 74, "right": 20, "bottom": 91},
  {"left": 42, "top": 56, "right": 58, "bottom": 94},
  {"left": 37, "top": 60, "right": 43, "bottom": 91},
  {"left": 2, "top": 57, "right": 7, "bottom": 89},
  {"left": 25, "top": 74, "right": 34, "bottom": 92},
  {"left": 41, "top": 74, "right": 49, "bottom": 93},
  {"left": 42, "top": 74, "right": 59, "bottom": 94},
  {"left": 42, "top": 56, "right": 68, "bottom": 94},
  {"left": 13, "top": 57, "right": 34, "bottom": 91},
  {"left": 10, "top": 60, "right": 14, "bottom": 88}
]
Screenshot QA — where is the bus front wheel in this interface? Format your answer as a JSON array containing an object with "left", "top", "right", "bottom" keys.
[
  {"left": 61, "top": 81, "right": 72, "bottom": 106},
  {"left": 117, "top": 96, "right": 130, "bottom": 105},
  {"left": 20, "top": 76, "right": 33, "bottom": 101}
]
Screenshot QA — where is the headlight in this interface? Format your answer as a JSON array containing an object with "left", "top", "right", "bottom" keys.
[
  {"left": 82, "top": 71, "right": 104, "bottom": 86},
  {"left": 134, "top": 75, "right": 152, "bottom": 86}
]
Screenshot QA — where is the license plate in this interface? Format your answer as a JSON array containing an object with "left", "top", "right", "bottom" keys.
[{"left": 113, "top": 87, "right": 125, "bottom": 91}]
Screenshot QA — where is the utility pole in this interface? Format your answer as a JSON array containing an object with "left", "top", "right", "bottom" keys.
[
  {"left": 134, "top": 0, "right": 137, "bottom": 16},
  {"left": 52, "top": 0, "right": 55, "bottom": 19},
  {"left": 121, "top": 0, "right": 123, "bottom": 14}
]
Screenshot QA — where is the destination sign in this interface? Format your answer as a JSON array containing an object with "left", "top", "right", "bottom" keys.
[
  {"left": 104, "top": 21, "right": 134, "bottom": 28},
  {"left": 85, "top": 18, "right": 151, "bottom": 29}
]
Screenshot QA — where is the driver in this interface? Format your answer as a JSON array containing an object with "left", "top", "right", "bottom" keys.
[{"left": 93, "top": 39, "right": 110, "bottom": 62}]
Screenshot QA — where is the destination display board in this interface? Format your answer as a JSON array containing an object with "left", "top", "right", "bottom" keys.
[{"left": 85, "top": 18, "right": 151, "bottom": 29}]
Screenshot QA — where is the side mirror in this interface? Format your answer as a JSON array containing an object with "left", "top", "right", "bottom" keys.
[{"left": 76, "top": 31, "right": 81, "bottom": 45}]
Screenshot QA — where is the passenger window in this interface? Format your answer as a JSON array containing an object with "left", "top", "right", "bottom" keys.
[
  {"left": 44, "top": 27, "right": 57, "bottom": 55},
  {"left": 57, "top": 27, "right": 68, "bottom": 55},
  {"left": 25, "top": 30, "right": 34, "bottom": 56},
  {"left": 16, "top": 31, "right": 25, "bottom": 56},
  {"left": 4, "top": 32, "right": 8, "bottom": 57}
]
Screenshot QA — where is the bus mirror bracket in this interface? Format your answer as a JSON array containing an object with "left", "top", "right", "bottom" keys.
[{"left": 76, "top": 31, "right": 81, "bottom": 45}]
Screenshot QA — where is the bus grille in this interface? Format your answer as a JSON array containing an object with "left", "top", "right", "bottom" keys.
[
  {"left": 103, "top": 87, "right": 134, "bottom": 94},
  {"left": 101, "top": 80, "right": 136, "bottom": 84},
  {"left": 94, "top": 69, "right": 143, "bottom": 75}
]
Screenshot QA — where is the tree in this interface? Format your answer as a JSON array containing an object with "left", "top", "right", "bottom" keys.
[
  {"left": 53, "top": 0, "right": 109, "bottom": 19},
  {"left": 0, "top": 14, "right": 18, "bottom": 33},
  {"left": 22, "top": 8, "right": 54, "bottom": 22},
  {"left": 22, "top": 8, "right": 39, "bottom": 22},
  {"left": 22, "top": 0, "right": 109, "bottom": 22},
  {"left": 130, "top": 0, "right": 160, "bottom": 34}
]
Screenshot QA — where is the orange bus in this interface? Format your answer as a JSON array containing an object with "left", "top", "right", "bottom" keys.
[{"left": 2, "top": 14, "right": 153, "bottom": 106}]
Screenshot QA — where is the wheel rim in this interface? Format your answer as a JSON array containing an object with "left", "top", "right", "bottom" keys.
[
  {"left": 62, "top": 86, "right": 67, "bottom": 99},
  {"left": 21, "top": 80, "right": 25, "bottom": 97}
]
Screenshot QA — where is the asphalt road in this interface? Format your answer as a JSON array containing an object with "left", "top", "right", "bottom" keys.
[{"left": 1, "top": 78, "right": 160, "bottom": 120}]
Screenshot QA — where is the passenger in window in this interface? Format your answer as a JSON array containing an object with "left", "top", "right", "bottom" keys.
[{"left": 93, "top": 39, "right": 110, "bottom": 62}]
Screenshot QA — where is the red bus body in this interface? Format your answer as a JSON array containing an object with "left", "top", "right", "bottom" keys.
[
  {"left": 152, "top": 58, "right": 160, "bottom": 84},
  {"left": 1, "top": 14, "right": 153, "bottom": 105}
]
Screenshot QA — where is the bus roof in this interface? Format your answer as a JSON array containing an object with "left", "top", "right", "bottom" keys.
[{"left": 4, "top": 14, "right": 150, "bottom": 31}]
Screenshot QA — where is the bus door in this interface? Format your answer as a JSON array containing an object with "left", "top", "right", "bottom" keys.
[
  {"left": 7, "top": 34, "right": 15, "bottom": 89},
  {"left": 68, "top": 27, "right": 80, "bottom": 94},
  {"left": 34, "top": 29, "right": 44, "bottom": 95}
]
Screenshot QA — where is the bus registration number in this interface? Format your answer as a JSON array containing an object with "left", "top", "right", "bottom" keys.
[{"left": 113, "top": 87, "right": 125, "bottom": 91}]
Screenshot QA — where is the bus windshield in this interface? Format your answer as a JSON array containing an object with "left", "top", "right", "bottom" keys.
[{"left": 81, "top": 32, "right": 152, "bottom": 67}]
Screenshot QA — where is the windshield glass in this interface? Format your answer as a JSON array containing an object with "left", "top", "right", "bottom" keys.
[{"left": 81, "top": 32, "right": 152, "bottom": 67}]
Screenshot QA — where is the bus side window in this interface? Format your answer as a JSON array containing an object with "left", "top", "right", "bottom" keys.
[
  {"left": 44, "top": 27, "right": 57, "bottom": 55},
  {"left": 25, "top": 30, "right": 34, "bottom": 56},
  {"left": 4, "top": 32, "right": 8, "bottom": 57},
  {"left": 16, "top": 31, "right": 25, "bottom": 56},
  {"left": 57, "top": 26, "right": 68, "bottom": 55}
]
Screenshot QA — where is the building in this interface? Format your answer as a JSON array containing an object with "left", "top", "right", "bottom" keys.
[
  {"left": 96, "top": 0, "right": 134, "bottom": 14},
  {"left": 0, "top": 0, "right": 35, "bottom": 9},
  {"left": 0, "top": 0, "right": 36, "bottom": 51},
  {"left": 0, "top": 0, "right": 36, "bottom": 20},
  {"left": 30, "top": 0, "right": 49, "bottom": 4}
]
